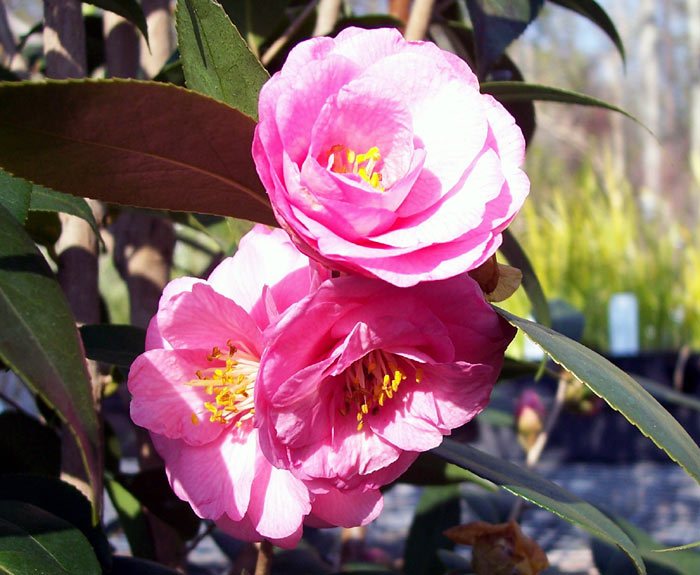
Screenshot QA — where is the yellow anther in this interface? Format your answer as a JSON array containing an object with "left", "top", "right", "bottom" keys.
[
  {"left": 361, "top": 403, "right": 369, "bottom": 415},
  {"left": 191, "top": 413, "right": 200, "bottom": 425}
]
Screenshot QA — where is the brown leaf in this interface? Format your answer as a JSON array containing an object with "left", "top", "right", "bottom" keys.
[{"left": 445, "top": 520, "right": 549, "bottom": 575}]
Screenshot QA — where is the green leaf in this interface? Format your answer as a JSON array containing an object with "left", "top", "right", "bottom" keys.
[
  {"left": 176, "top": 0, "right": 269, "bottom": 119},
  {"left": 496, "top": 309, "right": 700, "bottom": 486},
  {"left": 548, "top": 0, "right": 625, "bottom": 64},
  {"left": 404, "top": 485, "right": 462, "bottom": 575},
  {"left": 634, "top": 375, "right": 700, "bottom": 413},
  {"left": 0, "top": 204, "right": 102, "bottom": 518},
  {"left": 0, "top": 475, "right": 111, "bottom": 571},
  {"left": 399, "top": 451, "right": 498, "bottom": 489},
  {"left": 499, "top": 229, "right": 550, "bottom": 326},
  {"left": 30, "top": 185, "right": 101, "bottom": 239},
  {"left": 84, "top": 0, "right": 149, "bottom": 43},
  {"left": 593, "top": 517, "right": 700, "bottom": 575},
  {"left": 0, "top": 80, "right": 275, "bottom": 225},
  {"left": 0, "top": 500, "right": 101, "bottom": 575},
  {"left": 0, "top": 412, "right": 60, "bottom": 476},
  {"left": 433, "top": 439, "right": 646, "bottom": 574},
  {"left": 79, "top": 324, "right": 146, "bottom": 369},
  {"left": 105, "top": 476, "right": 155, "bottom": 559},
  {"left": 466, "top": 0, "right": 545, "bottom": 78},
  {"left": 481, "top": 81, "right": 642, "bottom": 127},
  {"left": 0, "top": 169, "right": 32, "bottom": 224}
]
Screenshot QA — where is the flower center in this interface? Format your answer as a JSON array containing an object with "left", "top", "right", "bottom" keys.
[
  {"left": 326, "top": 144, "right": 384, "bottom": 190},
  {"left": 340, "top": 350, "right": 422, "bottom": 431},
  {"left": 186, "top": 340, "right": 258, "bottom": 427}
]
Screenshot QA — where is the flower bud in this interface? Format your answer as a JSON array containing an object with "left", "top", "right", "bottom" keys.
[{"left": 515, "top": 389, "right": 545, "bottom": 451}]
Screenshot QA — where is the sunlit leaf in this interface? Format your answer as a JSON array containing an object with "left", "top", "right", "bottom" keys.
[
  {"left": 106, "top": 476, "right": 155, "bottom": 559},
  {"left": 481, "top": 81, "right": 641, "bottom": 127},
  {"left": 176, "top": 0, "right": 269, "bottom": 119},
  {"left": 0, "top": 80, "right": 275, "bottom": 225},
  {"left": 496, "top": 309, "right": 700, "bottom": 485},
  {"left": 433, "top": 439, "right": 646, "bottom": 574},
  {"left": 0, "top": 204, "right": 102, "bottom": 517}
]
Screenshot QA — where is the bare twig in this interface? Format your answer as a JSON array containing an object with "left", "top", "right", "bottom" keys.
[
  {"left": 403, "top": 0, "right": 435, "bottom": 41},
  {"left": 313, "top": 0, "right": 341, "bottom": 37},
  {"left": 254, "top": 540, "right": 274, "bottom": 575},
  {"left": 261, "top": 0, "right": 319, "bottom": 66}
]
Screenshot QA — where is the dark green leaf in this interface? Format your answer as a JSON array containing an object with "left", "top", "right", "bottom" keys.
[
  {"left": 0, "top": 500, "right": 101, "bottom": 575},
  {"left": 105, "top": 476, "right": 155, "bottom": 559},
  {"left": 634, "top": 376, "right": 700, "bottom": 413},
  {"left": 111, "top": 556, "right": 182, "bottom": 575},
  {"left": 433, "top": 439, "right": 646, "bottom": 574},
  {"left": 30, "top": 185, "right": 101, "bottom": 239},
  {"left": 466, "top": 0, "right": 544, "bottom": 78},
  {"left": 481, "top": 81, "right": 641, "bottom": 127},
  {"left": 399, "top": 451, "right": 497, "bottom": 489},
  {"left": 176, "top": 0, "right": 269, "bottom": 119},
  {"left": 221, "top": 0, "right": 288, "bottom": 53},
  {"left": 593, "top": 517, "right": 700, "bottom": 575},
  {"left": 404, "top": 485, "right": 461, "bottom": 575},
  {"left": 496, "top": 309, "right": 700, "bottom": 485},
  {"left": 0, "top": 204, "right": 102, "bottom": 518},
  {"left": 0, "top": 412, "right": 60, "bottom": 476},
  {"left": 499, "top": 229, "right": 551, "bottom": 326},
  {"left": 84, "top": 0, "right": 149, "bottom": 43},
  {"left": 0, "top": 65, "right": 20, "bottom": 82},
  {"left": 79, "top": 324, "right": 146, "bottom": 368},
  {"left": 548, "top": 0, "right": 625, "bottom": 64},
  {"left": 0, "top": 169, "right": 32, "bottom": 224},
  {"left": 23, "top": 210, "right": 62, "bottom": 247},
  {"left": 0, "top": 475, "right": 112, "bottom": 571},
  {"left": 0, "top": 80, "right": 275, "bottom": 225}
]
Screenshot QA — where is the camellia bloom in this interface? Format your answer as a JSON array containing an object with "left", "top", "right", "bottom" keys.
[
  {"left": 128, "top": 226, "right": 383, "bottom": 547},
  {"left": 255, "top": 274, "right": 515, "bottom": 492},
  {"left": 253, "top": 27, "right": 529, "bottom": 287}
]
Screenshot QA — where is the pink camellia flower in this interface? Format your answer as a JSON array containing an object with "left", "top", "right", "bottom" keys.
[
  {"left": 128, "top": 226, "right": 383, "bottom": 547},
  {"left": 255, "top": 273, "right": 516, "bottom": 492},
  {"left": 253, "top": 27, "right": 529, "bottom": 287}
]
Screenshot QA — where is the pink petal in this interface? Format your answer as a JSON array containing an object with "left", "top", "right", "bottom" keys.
[
  {"left": 158, "top": 283, "right": 263, "bottom": 358},
  {"left": 151, "top": 429, "right": 256, "bottom": 521},
  {"left": 128, "top": 349, "right": 226, "bottom": 445},
  {"left": 246, "top": 452, "right": 311, "bottom": 540},
  {"left": 308, "top": 486, "right": 383, "bottom": 528},
  {"left": 207, "top": 225, "right": 322, "bottom": 329}
]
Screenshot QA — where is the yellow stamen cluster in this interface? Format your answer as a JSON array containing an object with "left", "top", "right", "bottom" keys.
[
  {"left": 340, "top": 350, "right": 423, "bottom": 432},
  {"left": 326, "top": 144, "right": 384, "bottom": 190},
  {"left": 186, "top": 340, "right": 258, "bottom": 427}
]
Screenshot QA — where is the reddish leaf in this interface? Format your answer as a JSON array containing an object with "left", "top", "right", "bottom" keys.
[{"left": 0, "top": 80, "right": 275, "bottom": 226}]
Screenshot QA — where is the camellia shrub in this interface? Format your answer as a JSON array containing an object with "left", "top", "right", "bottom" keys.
[{"left": 0, "top": 2, "right": 699, "bottom": 575}]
